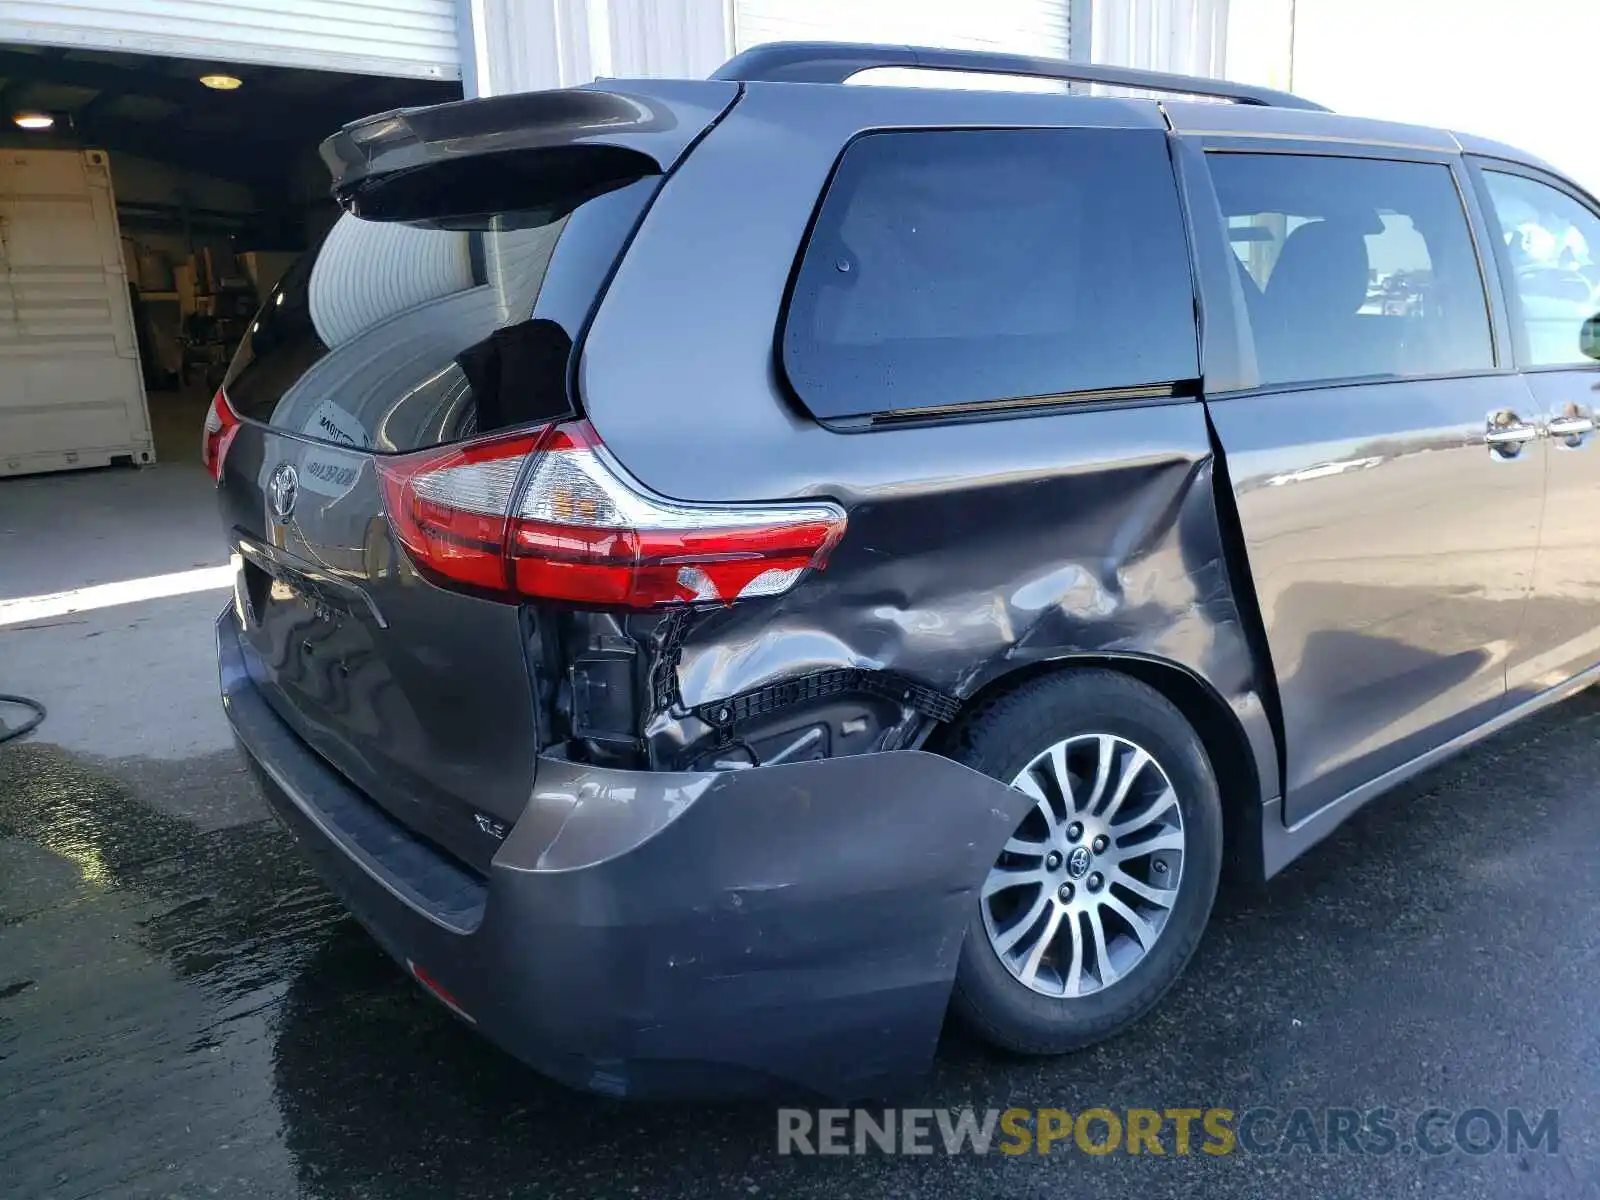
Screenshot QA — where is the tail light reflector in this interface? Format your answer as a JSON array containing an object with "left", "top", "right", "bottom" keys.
[
  {"left": 376, "top": 421, "right": 845, "bottom": 609},
  {"left": 407, "top": 959, "right": 476, "bottom": 1024},
  {"left": 201, "top": 388, "right": 241, "bottom": 483}
]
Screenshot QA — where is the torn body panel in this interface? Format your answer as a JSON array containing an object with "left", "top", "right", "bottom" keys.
[
  {"left": 224, "top": 608, "right": 1031, "bottom": 1098},
  {"left": 561, "top": 438, "right": 1276, "bottom": 805},
  {"left": 562, "top": 81, "right": 1280, "bottom": 804}
]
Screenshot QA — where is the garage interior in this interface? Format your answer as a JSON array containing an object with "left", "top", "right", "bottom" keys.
[{"left": 0, "top": 44, "right": 459, "bottom": 469}]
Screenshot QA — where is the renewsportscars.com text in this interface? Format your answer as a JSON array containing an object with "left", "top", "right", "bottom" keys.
[{"left": 777, "top": 1106, "right": 1559, "bottom": 1157}]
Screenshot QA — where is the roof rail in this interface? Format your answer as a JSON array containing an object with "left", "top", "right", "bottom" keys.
[{"left": 711, "top": 42, "right": 1328, "bottom": 112}]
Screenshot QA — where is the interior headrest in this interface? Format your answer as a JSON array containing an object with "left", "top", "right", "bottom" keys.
[{"left": 1267, "top": 219, "right": 1373, "bottom": 317}]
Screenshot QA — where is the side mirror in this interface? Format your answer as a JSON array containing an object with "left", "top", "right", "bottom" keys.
[{"left": 1583, "top": 314, "right": 1600, "bottom": 361}]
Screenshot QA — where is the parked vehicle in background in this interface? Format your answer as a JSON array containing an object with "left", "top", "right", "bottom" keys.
[{"left": 211, "top": 43, "right": 1600, "bottom": 1099}]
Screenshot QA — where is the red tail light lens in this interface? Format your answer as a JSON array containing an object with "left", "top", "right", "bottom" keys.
[
  {"left": 376, "top": 421, "right": 846, "bottom": 608},
  {"left": 201, "top": 388, "right": 241, "bottom": 483},
  {"left": 376, "top": 430, "right": 544, "bottom": 593}
]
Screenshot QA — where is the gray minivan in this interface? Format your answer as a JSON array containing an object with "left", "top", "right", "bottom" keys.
[{"left": 212, "top": 43, "right": 1600, "bottom": 1098}]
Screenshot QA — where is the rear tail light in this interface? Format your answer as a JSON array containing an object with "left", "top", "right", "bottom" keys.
[
  {"left": 202, "top": 388, "right": 241, "bottom": 483},
  {"left": 376, "top": 420, "right": 845, "bottom": 608}
]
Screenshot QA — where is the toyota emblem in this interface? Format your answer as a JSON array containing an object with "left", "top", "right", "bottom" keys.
[
  {"left": 1066, "top": 845, "right": 1093, "bottom": 879},
  {"left": 267, "top": 463, "right": 299, "bottom": 523}
]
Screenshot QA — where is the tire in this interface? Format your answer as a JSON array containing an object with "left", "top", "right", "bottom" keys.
[{"left": 946, "top": 668, "right": 1223, "bottom": 1055}]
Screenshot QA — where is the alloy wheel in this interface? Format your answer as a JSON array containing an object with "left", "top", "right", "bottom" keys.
[{"left": 980, "top": 733, "right": 1186, "bottom": 998}]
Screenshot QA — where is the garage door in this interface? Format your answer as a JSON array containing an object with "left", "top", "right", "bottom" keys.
[
  {"left": 734, "top": 0, "right": 1070, "bottom": 60},
  {"left": 0, "top": 0, "right": 460, "bottom": 80}
]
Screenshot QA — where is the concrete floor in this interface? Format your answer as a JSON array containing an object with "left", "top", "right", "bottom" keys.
[{"left": 0, "top": 461, "right": 1596, "bottom": 1199}]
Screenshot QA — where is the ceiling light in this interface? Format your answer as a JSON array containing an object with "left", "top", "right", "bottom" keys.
[
  {"left": 200, "top": 74, "right": 243, "bottom": 91},
  {"left": 13, "top": 112, "right": 55, "bottom": 130}
]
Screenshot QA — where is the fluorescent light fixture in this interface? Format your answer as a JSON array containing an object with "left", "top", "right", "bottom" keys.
[
  {"left": 13, "top": 111, "right": 54, "bottom": 130},
  {"left": 200, "top": 73, "right": 243, "bottom": 91}
]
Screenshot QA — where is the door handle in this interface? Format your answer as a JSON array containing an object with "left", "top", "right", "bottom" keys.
[
  {"left": 1484, "top": 424, "right": 1541, "bottom": 446},
  {"left": 1547, "top": 415, "right": 1595, "bottom": 437}
]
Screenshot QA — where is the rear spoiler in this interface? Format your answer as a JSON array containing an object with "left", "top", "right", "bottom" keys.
[{"left": 320, "top": 79, "right": 739, "bottom": 224}]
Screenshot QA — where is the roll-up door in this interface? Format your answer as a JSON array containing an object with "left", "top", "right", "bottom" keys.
[{"left": 0, "top": 0, "right": 460, "bottom": 80}]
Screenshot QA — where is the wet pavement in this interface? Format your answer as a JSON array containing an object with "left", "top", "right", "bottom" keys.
[{"left": 2, "top": 466, "right": 1598, "bottom": 1200}]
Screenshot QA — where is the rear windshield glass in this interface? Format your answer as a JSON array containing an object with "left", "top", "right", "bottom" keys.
[
  {"left": 223, "top": 177, "right": 655, "bottom": 452},
  {"left": 782, "top": 128, "right": 1199, "bottom": 420}
]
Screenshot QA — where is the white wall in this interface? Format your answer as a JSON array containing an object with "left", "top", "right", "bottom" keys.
[
  {"left": 1090, "top": 0, "right": 1230, "bottom": 76},
  {"left": 464, "top": 0, "right": 1084, "bottom": 96},
  {"left": 1222, "top": 0, "right": 1293, "bottom": 90},
  {"left": 462, "top": 0, "right": 730, "bottom": 95},
  {"left": 733, "top": 0, "right": 1070, "bottom": 58}
]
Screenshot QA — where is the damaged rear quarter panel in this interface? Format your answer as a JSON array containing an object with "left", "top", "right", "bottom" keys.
[
  {"left": 575, "top": 82, "right": 1278, "bottom": 796},
  {"left": 672, "top": 451, "right": 1227, "bottom": 703},
  {"left": 637, "top": 438, "right": 1273, "bottom": 789}
]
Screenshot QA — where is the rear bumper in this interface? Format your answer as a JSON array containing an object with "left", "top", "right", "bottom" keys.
[{"left": 218, "top": 609, "right": 1026, "bottom": 1099}]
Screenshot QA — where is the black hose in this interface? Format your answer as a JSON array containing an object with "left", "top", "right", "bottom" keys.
[{"left": 0, "top": 694, "right": 46, "bottom": 744}]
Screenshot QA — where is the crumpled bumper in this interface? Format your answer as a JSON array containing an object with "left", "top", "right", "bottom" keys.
[{"left": 219, "top": 610, "right": 1027, "bottom": 1099}]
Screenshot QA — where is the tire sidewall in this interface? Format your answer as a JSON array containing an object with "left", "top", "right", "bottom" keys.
[{"left": 951, "top": 672, "right": 1223, "bottom": 1051}]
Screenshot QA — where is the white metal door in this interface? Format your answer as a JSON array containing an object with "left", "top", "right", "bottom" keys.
[
  {"left": 733, "top": 0, "right": 1070, "bottom": 59},
  {"left": 0, "top": 0, "right": 460, "bottom": 80},
  {"left": 0, "top": 149, "right": 154, "bottom": 478}
]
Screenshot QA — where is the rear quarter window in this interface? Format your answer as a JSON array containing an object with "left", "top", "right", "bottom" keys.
[{"left": 781, "top": 127, "right": 1199, "bottom": 421}]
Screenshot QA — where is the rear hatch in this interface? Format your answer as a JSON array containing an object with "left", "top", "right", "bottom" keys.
[{"left": 213, "top": 81, "right": 737, "bottom": 871}]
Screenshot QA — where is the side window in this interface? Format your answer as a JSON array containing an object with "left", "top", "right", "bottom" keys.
[
  {"left": 1209, "top": 153, "right": 1495, "bottom": 388},
  {"left": 1481, "top": 170, "right": 1600, "bottom": 367},
  {"left": 781, "top": 128, "right": 1199, "bottom": 420}
]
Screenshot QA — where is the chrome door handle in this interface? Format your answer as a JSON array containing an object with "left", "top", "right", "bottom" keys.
[
  {"left": 1484, "top": 424, "right": 1542, "bottom": 446},
  {"left": 1547, "top": 415, "right": 1595, "bottom": 437}
]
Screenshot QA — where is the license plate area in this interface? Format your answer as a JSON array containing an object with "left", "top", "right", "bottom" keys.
[
  {"left": 234, "top": 533, "right": 385, "bottom": 631},
  {"left": 240, "top": 556, "right": 273, "bottom": 627}
]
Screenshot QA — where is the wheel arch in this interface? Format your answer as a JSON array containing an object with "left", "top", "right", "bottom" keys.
[{"left": 936, "top": 653, "right": 1267, "bottom": 884}]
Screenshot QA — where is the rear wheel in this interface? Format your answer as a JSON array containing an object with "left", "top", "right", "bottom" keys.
[{"left": 947, "top": 669, "right": 1223, "bottom": 1054}]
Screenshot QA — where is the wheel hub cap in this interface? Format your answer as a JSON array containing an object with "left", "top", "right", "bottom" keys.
[{"left": 980, "top": 732, "right": 1186, "bottom": 998}]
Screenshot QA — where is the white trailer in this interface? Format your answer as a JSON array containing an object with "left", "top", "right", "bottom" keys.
[{"left": 1, "top": 147, "right": 154, "bottom": 477}]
